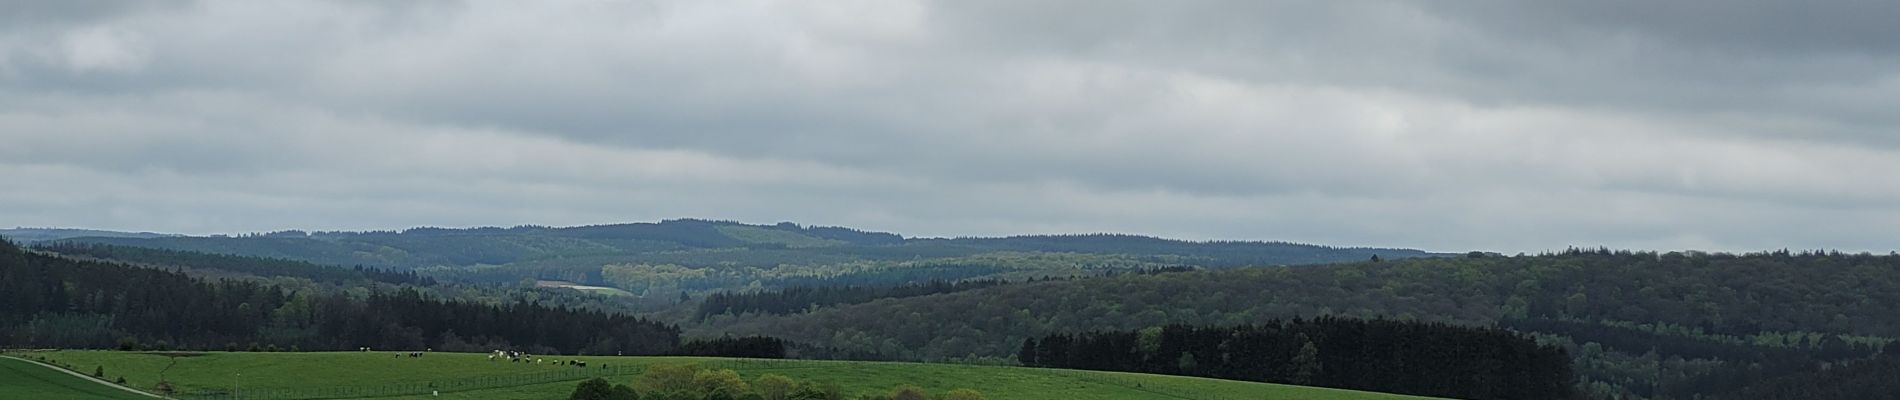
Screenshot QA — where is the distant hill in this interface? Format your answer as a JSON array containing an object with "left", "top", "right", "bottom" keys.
[
  {"left": 0, "top": 228, "right": 176, "bottom": 243},
  {"left": 41, "top": 219, "right": 1436, "bottom": 270}
]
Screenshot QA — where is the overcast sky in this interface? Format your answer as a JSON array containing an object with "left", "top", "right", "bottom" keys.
[{"left": 3, "top": 1, "right": 1898, "bottom": 253}]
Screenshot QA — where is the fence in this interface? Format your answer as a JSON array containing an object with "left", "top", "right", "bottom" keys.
[{"left": 1044, "top": 368, "right": 1257, "bottom": 400}]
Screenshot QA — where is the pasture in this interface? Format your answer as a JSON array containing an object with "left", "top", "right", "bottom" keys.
[
  {"left": 0, "top": 355, "right": 153, "bottom": 400},
  {"left": 13, "top": 350, "right": 1439, "bottom": 400}
]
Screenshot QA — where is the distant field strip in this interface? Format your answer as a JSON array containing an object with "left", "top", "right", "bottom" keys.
[{"left": 0, "top": 355, "right": 158, "bottom": 400}]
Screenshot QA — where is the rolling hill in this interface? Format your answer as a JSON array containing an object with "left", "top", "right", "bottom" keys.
[{"left": 48, "top": 219, "right": 1435, "bottom": 270}]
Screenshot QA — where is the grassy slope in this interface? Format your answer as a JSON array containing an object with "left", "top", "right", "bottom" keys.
[
  {"left": 0, "top": 356, "right": 152, "bottom": 400},
  {"left": 28, "top": 351, "right": 1437, "bottom": 400}
]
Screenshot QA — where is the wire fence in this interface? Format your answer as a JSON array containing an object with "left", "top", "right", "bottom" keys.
[{"left": 1043, "top": 368, "right": 1264, "bottom": 400}]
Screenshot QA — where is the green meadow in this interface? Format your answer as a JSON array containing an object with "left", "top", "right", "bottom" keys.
[
  {"left": 11, "top": 350, "right": 1439, "bottom": 400},
  {"left": 0, "top": 356, "right": 153, "bottom": 400}
]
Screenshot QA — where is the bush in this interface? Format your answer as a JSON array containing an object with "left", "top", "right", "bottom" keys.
[
  {"left": 890, "top": 385, "right": 928, "bottom": 400},
  {"left": 569, "top": 378, "right": 615, "bottom": 400},
  {"left": 608, "top": 384, "right": 638, "bottom": 400},
  {"left": 755, "top": 374, "right": 797, "bottom": 400},
  {"left": 788, "top": 381, "right": 841, "bottom": 400},
  {"left": 693, "top": 369, "right": 749, "bottom": 399},
  {"left": 637, "top": 364, "right": 702, "bottom": 394},
  {"left": 942, "top": 389, "right": 985, "bottom": 400}
]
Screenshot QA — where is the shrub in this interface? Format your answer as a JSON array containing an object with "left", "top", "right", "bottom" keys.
[
  {"left": 637, "top": 364, "right": 702, "bottom": 394},
  {"left": 692, "top": 369, "right": 749, "bottom": 399},
  {"left": 607, "top": 384, "right": 638, "bottom": 400},
  {"left": 755, "top": 374, "right": 797, "bottom": 400},
  {"left": 890, "top": 385, "right": 928, "bottom": 400},
  {"left": 943, "top": 389, "right": 985, "bottom": 400},
  {"left": 569, "top": 378, "right": 615, "bottom": 400}
]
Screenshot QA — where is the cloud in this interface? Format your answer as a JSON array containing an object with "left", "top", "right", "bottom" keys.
[{"left": 2, "top": 0, "right": 1897, "bottom": 253}]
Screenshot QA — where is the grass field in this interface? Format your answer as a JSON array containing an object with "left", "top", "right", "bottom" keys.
[
  {"left": 534, "top": 280, "right": 639, "bottom": 297},
  {"left": 10, "top": 350, "right": 1440, "bottom": 400},
  {"left": 0, "top": 356, "right": 153, "bottom": 400}
]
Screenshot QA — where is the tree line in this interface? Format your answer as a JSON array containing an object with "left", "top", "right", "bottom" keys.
[
  {"left": 696, "top": 279, "right": 1005, "bottom": 320},
  {"left": 1020, "top": 317, "right": 1574, "bottom": 400},
  {"left": 570, "top": 364, "right": 985, "bottom": 400},
  {"left": 673, "top": 336, "right": 788, "bottom": 359},
  {"left": 1718, "top": 350, "right": 1900, "bottom": 400},
  {"left": 1503, "top": 316, "right": 1891, "bottom": 399},
  {"left": 34, "top": 242, "right": 435, "bottom": 286},
  {"left": 0, "top": 238, "right": 677, "bottom": 355}
]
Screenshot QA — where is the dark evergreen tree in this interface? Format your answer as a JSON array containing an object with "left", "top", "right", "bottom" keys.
[
  {"left": 1017, "top": 338, "right": 1038, "bottom": 366},
  {"left": 1024, "top": 318, "right": 1573, "bottom": 400},
  {"left": 674, "top": 336, "right": 788, "bottom": 359}
]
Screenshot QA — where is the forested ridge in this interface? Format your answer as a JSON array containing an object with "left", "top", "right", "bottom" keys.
[
  {"left": 1719, "top": 351, "right": 1900, "bottom": 400},
  {"left": 708, "top": 249, "right": 1900, "bottom": 399},
  {"left": 17, "top": 223, "right": 1900, "bottom": 400},
  {"left": 0, "top": 238, "right": 679, "bottom": 355},
  {"left": 1024, "top": 319, "right": 1574, "bottom": 400},
  {"left": 54, "top": 220, "right": 1433, "bottom": 271},
  {"left": 695, "top": 279, "right": 1005, "bottom": 320},
  {"left": 43, "top": 221, "right": 1436, "bottom": 318},
  {"left": 35, "top": 242, "right": 435, "bottom": 286}
]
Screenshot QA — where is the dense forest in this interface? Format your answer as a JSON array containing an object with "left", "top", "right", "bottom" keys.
[
  {"left": 708, "top": 249, "right": 1900, "bottom": 399},
  {"left": 34, "top": 242, "right": 435, "bottom": 286},
  {"left": 1024, "top": 318, "right": 1574, "bottom": 400},
  {"left": 695, "top": 279, "right": 1005, "bottom": 320},
  {"left": 1718, "top": 351, "right": 1900, "bottom": 400},
  {"left": 0, "top": 239, "right": 677, "bottom": 355},
  {"left": 672, "top": 335, "right": 788, "bottom": 359}
]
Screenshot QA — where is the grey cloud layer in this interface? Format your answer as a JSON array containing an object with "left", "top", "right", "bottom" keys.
[{"left": 2, "top": 0, "right": 1897, "bottom": 252}]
